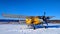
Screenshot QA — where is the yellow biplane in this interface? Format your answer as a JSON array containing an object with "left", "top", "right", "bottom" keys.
[{"left": 2, "top": 12, "right": 54, "bottom": 29}]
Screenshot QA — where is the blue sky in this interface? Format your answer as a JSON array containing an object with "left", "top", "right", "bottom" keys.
[{"left": 0, "top": 0, "right": 60, "bottom": 20}]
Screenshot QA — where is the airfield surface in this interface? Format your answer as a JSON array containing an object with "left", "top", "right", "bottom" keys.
[{"left": 0, "top": 23, "right": 60, "bottom": 34}]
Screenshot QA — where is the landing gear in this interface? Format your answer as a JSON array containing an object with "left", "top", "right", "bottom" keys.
[
  {"left": 41, "top": 21, "right": 48, "bottom": 29},
  {"left": 33, "top": 26, "right": 36, "bottom": 30},
  {"left": 31, "top": 24, "right": 36, "bottom": 30}
]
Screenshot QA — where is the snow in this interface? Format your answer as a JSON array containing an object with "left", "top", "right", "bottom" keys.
[{"left": 0, "top": 24, "right": 60, "bottom": 34}]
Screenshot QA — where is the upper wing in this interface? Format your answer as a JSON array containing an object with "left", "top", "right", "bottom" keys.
[
  {"left": 2, "top": 13, "right": 28, "bottom": 18},
  {"left": 2, "top": 13, "right": 54, "bottom": 19}
]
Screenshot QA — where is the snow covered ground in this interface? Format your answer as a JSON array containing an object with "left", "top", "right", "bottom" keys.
[{"left": 0, "top": 23, "right": 60, "bottom": 34}]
